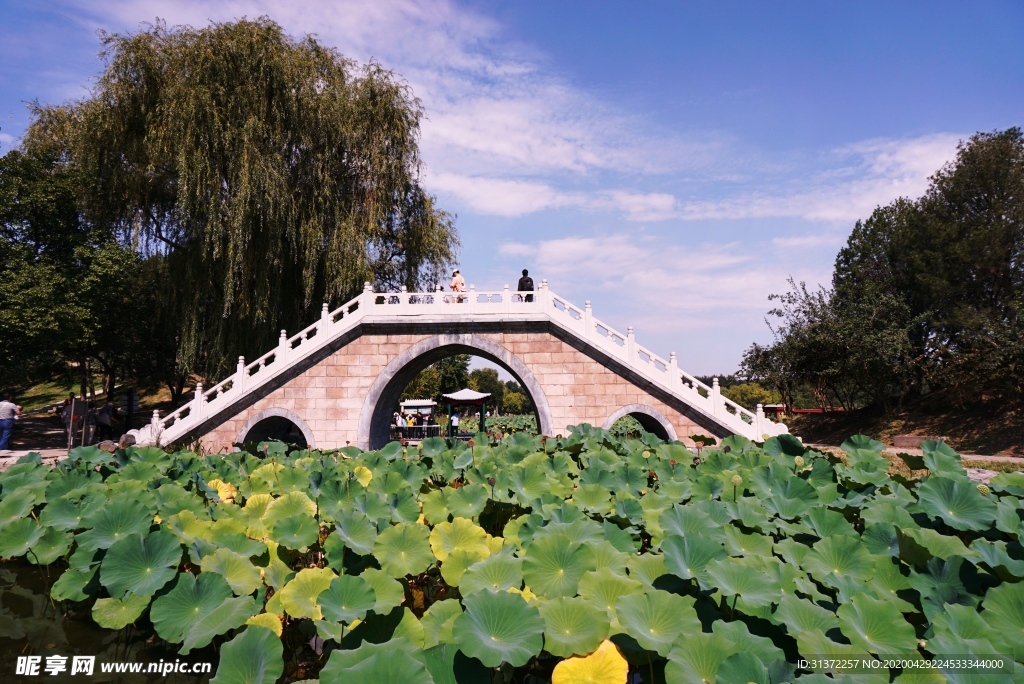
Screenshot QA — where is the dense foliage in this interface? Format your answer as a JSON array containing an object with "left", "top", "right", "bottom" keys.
[
  {"left": 744, "top": 129, "right": 1024, "bottom": 412},
  {"left": 2, "top": 18, "right": 458, "bottom": 394},
  {"left": 2, "top": 428, "right": 1023, "bottom": 683}
]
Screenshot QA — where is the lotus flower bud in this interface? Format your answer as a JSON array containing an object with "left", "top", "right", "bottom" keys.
[
  {"left": 642, "top": 450, "right": 651, "bottom": 459},
  {"left": 977, "top": 483, "right": 991, "bottom": 496},
  {"left": 723, "top": 446, "right": 731, "bottom": 453},
  {"left": 487, "top": 477, "right": 496, "bottom": 486},
  {"left": 731, "top": 475, "right": 743, "bottom": 487},
  {"left": 794, "top": 456, "right": 805, "bottom": 467},
  {"left": 918, "top": 639, "right": 928, "bottom": 649},
  {"left": 468, "top": 439, "right": 475, "bottom": 447},
  {"left": 670, "top": 459, "right": 678, "bottom": 466}
]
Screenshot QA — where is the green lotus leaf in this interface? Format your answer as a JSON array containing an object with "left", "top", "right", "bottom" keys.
[
  {"left": 0, "top": 490, "right": 37, "bottom": 526},
  {"left": 522, "top": 535, "right": 596, "bottom": 598},
  {"left": 374, "top": 523, "right": 435, "bottom": 578},
  {"left": 615, "top": 589, "right": 701, "bottom": 656},
  {"left": 897, "top": 527, "right": 973, "bottom": 564},
  {"left": 76, "top": 499, "right": 153, "bottom": 551},
  {"left": 981, "top": 581, "right": 1024, "bottom": 662},
  {"left": 181, "top": 595, "right": 259, "bottom": 654},
  {"left": 921, "top": 440, "right": 966, "bottom": 479},
  {"left": 201, "top": 548, "right": 263, "bottom": 595},
  {"left": 802, "top": 508, "right": 858, "bottom": 539},
  {"left": 420, "top": 489, "right": 450, "bottom": 525},
  {"left": 320, "top": 638, "right": 433, "bottom": 684},
  {"left": 908, "top": 557, "right": 977, "bottom": 622},
  {"left": 40, "top": 492, "right": 107, "bottom": 531},
  {"left": 712, "top": 619, "right": 786, "bottom": 666},
  {"left": 460, "top": 551, "right": 523, "bottom": 595},
  {"left": 664, "top": 630, "right": 739, "bottom": 684},
  {"left": 270, "top": 512, "right": 320, "bottom": 550},
  {"left": 452, "top": 589, "right": 544, "bottom": 667},
  {"left": 574, "top": 483, "right": 612, "bottom": 511},
  {"left": 332, "top": 510, "right": 378, "bottom": 556},
  {"left": 27, "top": 526, "right": 72, "bottom": 565},
  {"left": 262, "top": 491, "right": 316, "bottom": 528},
  {"left": 318, "top": 575, "right": 376, "bottom": 624},
  {"left": 803, "top": 535, "right": 875, "bottom": 587},
  {"left": 868, "top": 558, "right": 915, "bottom": 613},
  {"left": 659, "top": 504, "right": 722, "bottom": 542},
  {"left": 995, "top": 497, "right": 1022, "bottom": 536},
  {"left": 862, "top": 523, "right": 900, "bottom": 557},
  {"left": 51, "top": 566, "right": 99, "bottom": 602},
  {"left": 972, "top": 539, "right": 1024, "bottom": 580},
  {"left": 100, "top": 531, "right": 182, "bottom": 598},
  {"left": 626, "top": 553, "right": 667, "bottom": 589},
  {"left": 840, "top": 435, "right": 885, "bottom": 453},
  {"left": 278, "top": 567, "right": 336, "bottom": 619},
  {"left": 447, "top": 484, "right": 488, "bottom": 519},
  {"left": 714, "top": 652, "right": 770, "bottom": 684},
  {"left": 360, "top": 568, "right": 406, "bottom": 613},
  {"left": 861, "top": 501, "right": 919, "bottom": 529},
  {"left": 539, "top": 596, "right": 610, "bottom": 657},
  {"left": 589, "top": 540, "right": 629, "bottom": 574},
  {"left": 917, "top": 477, "right": 997, "bottom": 531},
  {"left": 210, "top": 625, "right": 283, "bottom": 684},
  {"left": 439, "top": 547, "right": 487, "bottom": 586},
  {"left": 577, "top": 567, "right": 644, "bottom": 618},
  {"left": 662, "top": 534, "right": 727, "bottom": 582},
  {"left": 837, "top": 593, "right": 917, "bottom": 656},
  {"left": 430, "top": 517, "right": 489, "bottom": 562},
  {"left": 0, "top": 518, "right": 44, "bottom": 558},
  {"left": 703, "top": 557, "right": 781, "bottom": 607},
  {"left": 929, "top": 604, "right": 1002, "bottom": 657},
  {"left": 393, "top": 606, "right": 425, "bottom": 647},
  {"left": 421, "top": 599, "right": 463, "bottom": 649},
  {"left": 151, "top": 572, "right": 234, "bottom": 643},
  {"left": 92, "top": 593, "right": 150, "bottom": 629}
]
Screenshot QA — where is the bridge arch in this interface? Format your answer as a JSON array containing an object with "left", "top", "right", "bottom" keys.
[
  {"left": 602, "top": 404, "right": 678, "bottom": 442},
  {"left": 235, "top": 408, "right": 315, "bottom": 448},
  {"left": 358, "top": 334, "right": 554, "bottom": 449}
]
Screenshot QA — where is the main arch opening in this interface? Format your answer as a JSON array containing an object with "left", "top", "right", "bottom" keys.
[
  {"left": 236, "top": 409, "right": 313, "bottom": 448},
  {"left": 359, "top": 335, "right": 552, "bottom": 450},
  {"left": 602, "top": 405, "right": 677, "bottom": 442}
]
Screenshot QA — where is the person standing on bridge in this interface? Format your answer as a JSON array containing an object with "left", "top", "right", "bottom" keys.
[
  {"left": 517, "top": 269, "right": 534, "bottom": 302},
  {"left": 450, "top": 269, "right": 466, "bottom": 303}
]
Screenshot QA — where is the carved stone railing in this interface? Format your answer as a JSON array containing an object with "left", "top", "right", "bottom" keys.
[{"left": 131, "top": 280, "right": 788, "bottom": 446}]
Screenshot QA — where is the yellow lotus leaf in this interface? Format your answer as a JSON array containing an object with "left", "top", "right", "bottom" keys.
[
  {"left": 485, "top": 534, "right": 504, "bottom": 555},
  {"left": 508, "top": 585, "right": 539, "bottom": 603},
  {"left": 353, "top": 466, "right": 373, "bottom": 487},
  {"left": 206, "top": 478, "right": 237, "bottom": 503},
  {"left": 551, "top": 640, "right": 628, "bottom": 684},
  {"left": 246, "top": 612, "right": 283, "bottom": 637}
]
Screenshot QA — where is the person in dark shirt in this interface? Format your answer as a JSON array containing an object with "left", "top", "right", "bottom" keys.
[{"left": 517, "top": 269, "right": 534, "bottom": 302}]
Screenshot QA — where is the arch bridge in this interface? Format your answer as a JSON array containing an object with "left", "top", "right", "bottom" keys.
[{"left": 131, "top": 282, "right": 789, "bottom": 450}]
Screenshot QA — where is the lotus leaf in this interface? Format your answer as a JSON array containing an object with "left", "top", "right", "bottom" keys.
[
  {"left": 713, "top": 619, "right": 786, "bottom": 666},
  {"left": 318, "top": 575, "right": 376, "bottom": 624},
  {"left": 897, "top": 527, "right": 973, "bottom": 564},
  {"left": 360, "top": 567, "right": 406, "bottom": 613},
  {"left": 270, "top": 512, "right": 320, "bottom": 550},
  {"left": 460, "top": 551, "right": 523, "bottom": 594},
  {"left": 76, "top": 499, "right": 153, "bottom": 551},
  {"left": 92, "top": 593, "right": 150, "bottom": 630},
  {"left": 453, "top": 589, "right": 545, "bottom": 667},
  {"left": 151, "top": 572, "right": 233, "bottom": 642},
  {"left": 278, "top": 567, "right": 336, "bottom": 619},
  {"left": 929, "top": 603, "right": 1001, "bottom": 657},
  {"left": 0, "top": 518, "right": 44, "bottom": 559},
  {"left": 522, "top": 535, "right": 595, "bottom": 597},
  {"left": 917, "top": 477, "right": 997, "bottom": 531},
  {"left": 803, "top": 535, "right": 875, "bottom": 587},
  {"left": 210, "top": 625, "right": 283, "bottom": 684},
  {"left": 40, "top": 492, "right": 106, "bottom": 531},
  {"left": 704, "top": 557, "right": 781, "bottom": 607},
  {"left": 715, "top": 652, "right": 770, "bottom": 684},
  {"left": 837, "top": 593, "right": 917, "bottom": 655},
  {"left": 181, "top": 595, "right": 259, "bottom": 653},
  {"left": 439, "top": 547, "right": 487, "bottom": 586},
  {"left": 393, "top": 606, "right": 425, "bottom": 647},
  {"left": 981, "top": 581, "right": 1024, "bottom": 662},
  {"left": 540, "top": 596, "right": 610, "bottom": 657},
  {"left": 421, "top": 599, "right": 463, "bottom": 648},
  {"left": 550, "top": 639, "right": 629, "bottom": 684},
  {"left": 615, "top": 590, "right": 700, "bottom": 656},
  {"left": 626, "top": 553, "right": 667, "bottom": 588},
  {"left": 662, "top": 534, "right": 726, "bottom": 582},
  {"left": 330, "top": 510, "right": 378, "bottom": 557},
  {"left": 972, "top": 540, "right": 1024, "bottom": 580},
  {"left": 447, "top": 483, "right": 488, "bottom": 519},
  {"left": 374, "top": 523, "right": 434, "bottom": 577},
  {"left": 665, "top": 630, "right": 739, "bottom": 684},
  {"left": 429, "top": 517, "right": 489, "bottom": 561},
  {"left": 201, "top": 548, "right": 263, "bottom": 595},
  {"left": 320, "top": 638, "right": 433, "bottom": 684},
  {"left": 51, "top": 566, "right": 99, "bottom": 602},
  {"left": 100, "top": 530, "right": 181, "bottom": 597},
  {"left": 263, "top": 491, "right": 316, "bottom": 529}
]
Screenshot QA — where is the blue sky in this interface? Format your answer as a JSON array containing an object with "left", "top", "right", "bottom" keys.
[{"left": 2, "top": 0, "right": 1022, "bottom": 376}]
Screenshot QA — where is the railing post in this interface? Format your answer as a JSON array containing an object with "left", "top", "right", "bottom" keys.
[
  {"left": 503, "top": 284, "right": 510, "bottom": 314},
  {"left": 236, "top": 356, "right": 246, "bottom": 393},
  {"left": 711, "top": 377, "right": 721, "bottom": 417},
  {"left": 584, "top": 301, "right": 593, "bottom": 340},
  {"left": 278, "top": 329, "right": 288, "bottom": 363},
  {"left": 468, "top": 284, "right": 476, "bottom": 314},
  {"left": 321, "top": 302, "right": 329, "bottom": 331},
  {"left": 669, "top": 352, "right": 682, "bottom": 389},
  {"left": 756, "top": 403, "right": 766, "bottom": 440},
  {"left": 362, "top": 281, "right": 373, "bottom": 311},
  {"left": 539, "top": 279, "right": 549, "bottom": 309},
  {"left": 626, "top": 326, "right": 636, "bottom": 363},
  {"left": 193, "top": 382, "right": 204, "bottom": 419},
  {"left": 400, "top": 285, "right": 409, "bottom": 315}
]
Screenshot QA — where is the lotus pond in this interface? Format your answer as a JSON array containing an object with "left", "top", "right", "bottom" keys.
[{"left": 1, "top": 427, "right": 1023, "bottom": 683}]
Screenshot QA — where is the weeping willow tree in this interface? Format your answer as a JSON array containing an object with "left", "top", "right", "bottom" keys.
[{"left": 25, "top": 18, "right": 457, "bottom": 381}]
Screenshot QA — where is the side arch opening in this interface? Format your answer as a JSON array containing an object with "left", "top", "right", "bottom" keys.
[
  {"left": 602, "top": 404, "right": 678, "bottom": 442},
  {"left": 235, "top": 408, "right": 314, "bottom": 448},
  {"left": 358, "top": 334, "right": 552, "bottom": 450}
]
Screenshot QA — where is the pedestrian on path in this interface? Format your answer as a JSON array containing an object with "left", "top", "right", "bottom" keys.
[
  {"left": 517, "top": 269, "right": 534, "bottom": 302},
  {"left": 0, "top": 394, "right": 21, "bottom": 451}
]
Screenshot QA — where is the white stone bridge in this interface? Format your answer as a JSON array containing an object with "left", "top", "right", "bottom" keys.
[{"left": 131, "top": 281, "right": 788, "bottom": 451}]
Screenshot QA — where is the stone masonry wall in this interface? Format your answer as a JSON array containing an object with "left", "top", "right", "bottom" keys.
[{"left": 200, "top": 332, "right": 703, "bottom": 452}]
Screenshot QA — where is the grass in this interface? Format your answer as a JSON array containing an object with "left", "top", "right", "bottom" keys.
[
  {"left": 17, "top": 378, "right": 77, "bottom": 413},
  {"left": 812, "top": 445, "right": 1021, "bottom": 479}
]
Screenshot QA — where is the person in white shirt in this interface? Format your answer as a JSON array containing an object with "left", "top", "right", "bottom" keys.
[
  {"left": 449, "top": 270, "right": 466, "bottom": 303},
  {"left": 0, "top": 394, "right": 22, "bottom": 451}
]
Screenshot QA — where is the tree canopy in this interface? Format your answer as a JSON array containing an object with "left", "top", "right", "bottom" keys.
[
  {"left": 22, "top": 18, "right": 457, "bottom": 379},
  {"left": 744, "top": 128, "right": 1024, "bottom": 411}
]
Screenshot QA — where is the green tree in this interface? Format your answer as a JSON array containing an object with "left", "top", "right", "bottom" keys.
[
  {"left": 468, "top": 368, "right": 505, "bottom": 413},
  {"left": 504, "top": 380, "right": 534, "bottom": 413},
  {"left": 721, "top": 383, "right": 781, "bottom": 411},
  {"left": 503, "top": 391, "right": 526, "bottom": 414},
  {"left": 437, "top": 355, "right": 470, "bottom": 398},
  {"left": 25, "top": 18, "right": 458, "bottom": 379}
]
